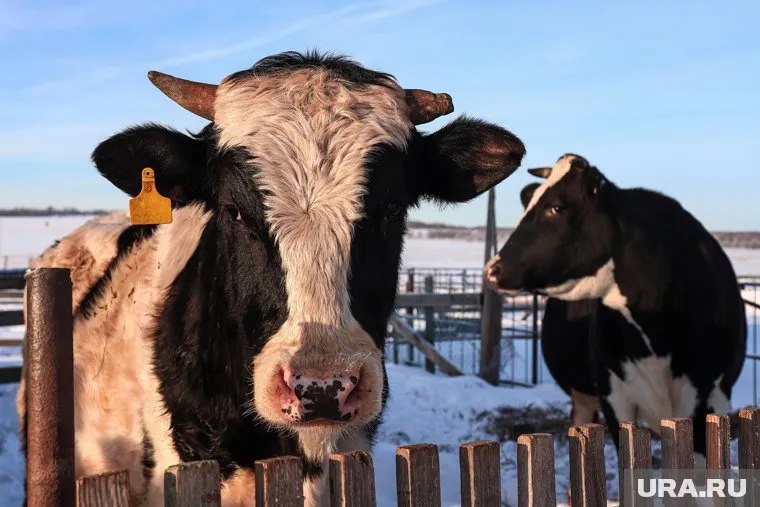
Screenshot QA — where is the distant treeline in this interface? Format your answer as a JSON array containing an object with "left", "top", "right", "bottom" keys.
[{"left": 0, "top": 207, "right": 110, "bottom": 217}]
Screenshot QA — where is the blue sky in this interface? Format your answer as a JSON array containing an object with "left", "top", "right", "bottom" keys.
[{"left": 1, "top": 0, "right": 758, "bottom": 229}]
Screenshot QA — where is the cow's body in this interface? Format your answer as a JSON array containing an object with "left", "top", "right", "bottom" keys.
[
  {"left": 17, "top": 52, "right": 525, "bottom": 506},
  {"left": 488, "top": 154, "right": 746, "bottom": 458}
]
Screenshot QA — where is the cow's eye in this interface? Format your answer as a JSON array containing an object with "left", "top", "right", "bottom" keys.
[
  {"left": 225, "top": 204, "right": 242, "bottom": 222},
  {"left": 548, "top": 204, "right": 564, "bottom": 216}
]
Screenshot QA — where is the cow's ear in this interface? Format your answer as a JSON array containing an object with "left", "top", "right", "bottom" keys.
[
  {"left": 520, "top": 182, "right": 542, "bottom": 209},
  {"left": 580, "top": 165, "right": 605, "bottom": 200},
  {"left": 91, "top": 124, "right": 206, "bottom": 205},
  {"left": 417, "top": 117, "right": 525, "bottom": 202}
]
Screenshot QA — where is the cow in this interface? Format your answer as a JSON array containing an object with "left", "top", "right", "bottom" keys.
[
  {"left": 16, "top": 51, "right": 526, "bottom": 506},
  {"left": 519, "top": 182, "right": 601, "bottom": 427},
  {"left": 485, "top": 154, "right": 746, "bottom": 461}
]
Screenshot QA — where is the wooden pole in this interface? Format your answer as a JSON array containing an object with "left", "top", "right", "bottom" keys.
[
  {"left": 396, "top": 444, "right": 441, "bottom": 507},
  {"left": 480, "top": 189, "right": 502, "bottom": 385},
  {"left": 25, "top": 268, "right": 75, "bottom": 507},
  {"left": 424, "top": 275, "right": 435, "bottom": 374}
]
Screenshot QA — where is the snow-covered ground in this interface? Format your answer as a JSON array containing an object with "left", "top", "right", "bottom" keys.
[{"left": 1, "top": 216, "right": 759, "bottom": 505}]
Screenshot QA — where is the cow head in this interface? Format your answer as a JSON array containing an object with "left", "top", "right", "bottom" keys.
[
  {"left": 485, "top": 154, "right": 617, "bottom": 300},
  {"left": 92, "top": 52, "right": 525, "bottom": 449}
]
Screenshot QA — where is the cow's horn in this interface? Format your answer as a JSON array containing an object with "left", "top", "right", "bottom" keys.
[
  {"left": 147, "top": 71, "right": 217, "bottom": 121},
  {"left": 528, "top": 167, "right": 553, "bottom": 179},
  {"left": 404, "top": 89, "right": 454, "bottom": 125}
]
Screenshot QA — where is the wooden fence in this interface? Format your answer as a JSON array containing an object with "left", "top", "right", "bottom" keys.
[{"left": 69, "top": 411, "right": 760, "bottom": 506}]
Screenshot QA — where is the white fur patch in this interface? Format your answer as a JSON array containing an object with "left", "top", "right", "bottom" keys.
[
  {"left": 522, "top": 154, "right": 577, "bottom": 216},
  {"left": 707, "top": 375, "right": 731, "bottom": 414},
  {"left": 607, "top": 356, "right": 699, "bottom": 433}
]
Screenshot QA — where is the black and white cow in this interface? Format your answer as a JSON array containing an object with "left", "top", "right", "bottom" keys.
[
  {"left": 17, "top": 52, "right": 526, "bottom": 506},
  {"left": 519, "top": 183, "right": 600, "bottom": 427},
  {"left": 486, "top": 154, "right": 746, "bottom": 459}
]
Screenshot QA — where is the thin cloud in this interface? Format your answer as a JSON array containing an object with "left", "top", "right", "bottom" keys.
[{"left": 19, "top": 0, "right": 443, "bottom": 97}]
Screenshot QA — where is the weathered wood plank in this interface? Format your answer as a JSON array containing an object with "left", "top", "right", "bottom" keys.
[
  {"left": 618, "top": 422, "right": 652, "bottom": 507},
  {"left": 255, "top": 456, "right": 303, "bottom": 507},
  {"left": 706, "top": 414, "right": 731, "bottom": 470},
  {"left": 76, "top": 470, "right": 130, "bottom": 507},
  {"left": 460, "top": 440, "right": 500, "bottom": 507},
  {"left": 517, "top": 433, "right": 555, "bottom": 507},
  {"left": 164, "top": 460, "right": 221, "bottom": 507},
  {"left": 329, "top": 451, "right": 376, "bottom": 507},
  {"left": 569, "top": 424, "right": 606, "bottom": 507},
  {"left": 388, "top": 314, "right": 462, "bottom": 377},
  {"left": 660, "top": 418, "right": 694, "bottom": 469},
  {"left": 740, "top": 408, "right": 760, "bottom": 469},
  {"left": 396, "top": 444, "right": 441, "bottom": 507}
]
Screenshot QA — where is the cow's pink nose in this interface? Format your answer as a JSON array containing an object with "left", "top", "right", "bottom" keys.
[{"left": 277, "top": 368, "right": 361, "bottom": 423}]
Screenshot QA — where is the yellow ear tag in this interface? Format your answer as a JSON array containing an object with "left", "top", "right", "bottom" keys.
[{"left": 129, "top": 168, "right": 173, "bottom": 225}]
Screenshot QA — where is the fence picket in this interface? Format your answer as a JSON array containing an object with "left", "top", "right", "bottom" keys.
[
  {"left": 76, "top": 470, "right": 129, "bottom": 507},
  {"left": 569, "top": 424, "right": 606, "bottom": 507},
  {"left": 164, "top": 460, "right": 220, "bottom": 507},
  {"left": 329, "top": 451, "right": 376, "bottom": 507},
  {"left": 740, "top": 408, "right": 760, "bottom": 469},
  {"left": 517, "top": 433, "right": 555, "bottom": 507},
  {"left": 396, "top": 444, "right": 441, "bottom": 507},
  {"left": 660, "top": 418, "right": 694, "bottom": 469},
  {"left": 460, "top": 440, "right": 500, "bottom": 507},
  {"left": 255, "top": 456, "right": 303, "bottom": 507},
  {"left": 618, "top": 422, "right": 652, "bottom": 507},
  {"left": 706, "top": 414, "right": 731, "bottom": 469}
]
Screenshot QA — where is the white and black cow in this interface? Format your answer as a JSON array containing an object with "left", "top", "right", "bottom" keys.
[
  {"left": 17, "top": 51, "right": 526, "bottom": 506},
  {"left": 486, "top": 154, "right": 746, "bottom": 459}
]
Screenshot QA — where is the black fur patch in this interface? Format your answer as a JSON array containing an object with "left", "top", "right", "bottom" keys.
[{"left": 141, "top": 424, "right": 156, "bottom": 485}]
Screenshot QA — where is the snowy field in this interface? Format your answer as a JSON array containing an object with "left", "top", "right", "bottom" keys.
[{"left": 1, "top": 215, "right": 760, "bottom": 505}]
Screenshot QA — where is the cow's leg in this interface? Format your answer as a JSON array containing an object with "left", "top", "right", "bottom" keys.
[
  {"left": 570, "top": 389, "right": 602, "bottom": 427},
  {"left": 600, "top": 397, "right": 622, "bottom": 450}
]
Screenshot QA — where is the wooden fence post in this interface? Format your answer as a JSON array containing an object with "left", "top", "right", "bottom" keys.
[
  {"left": 531, "top": 294, "right": 539, "bottom": 385},
  {"left": 424, "top": 275, "right": 436, "bottom": 374},
  {"left": 255, "top": 456, "right": 303, "bottom": 507},
  {"left": 479, "top": 188, "right": 502, "bottom": 385},
  {"left": 396, "top": 444, "right": 441, "bottom": 507},
  {"left": 76, "top": 470, "right": 130, "bottom": 507},
  {"left": 25, "top": 268, "right": 75, "bottom": 507},
  {"left": 406, "top": 269, "right": 415, "bottom": 363},
  {"left": 706, "top": 414, "right": 731, "bottom": 470},
  {"left": 460, "top": 440, "right": 500, "bottom": 507},
  {"left": 739, "top": 408, "right": 760, "bottom": 469},
  {"left": 569, "top": 424, "right": 606, "bottom": 507},
  {"left": 660, "top": 418, "right": 694, "bottom": 469},
  {"left": 164, "top": 460, "right": 221, "bottom": 507},
  {"left": 618, "top": 422, "right": 651, "bottom": 507},
  {"left": 739, "top": 408, "right": 760, "bottom": 505},
  {"left": 517, "top": 433, "right": 555, "bottom": 507},
  {"left": 329, "top": 451, "right": 376, "bottom": 507}
]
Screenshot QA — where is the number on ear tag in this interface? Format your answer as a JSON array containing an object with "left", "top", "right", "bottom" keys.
[{"left": 129, "top": 168, "right": 173, "bottom": 225}]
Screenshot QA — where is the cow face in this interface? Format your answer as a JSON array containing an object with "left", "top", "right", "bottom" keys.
[
  {"left": 485, "top": 154, "right": 616, "bottom": 300},
  {"left": 93, "top": 52, "right": 525, "bottom": 444}
]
